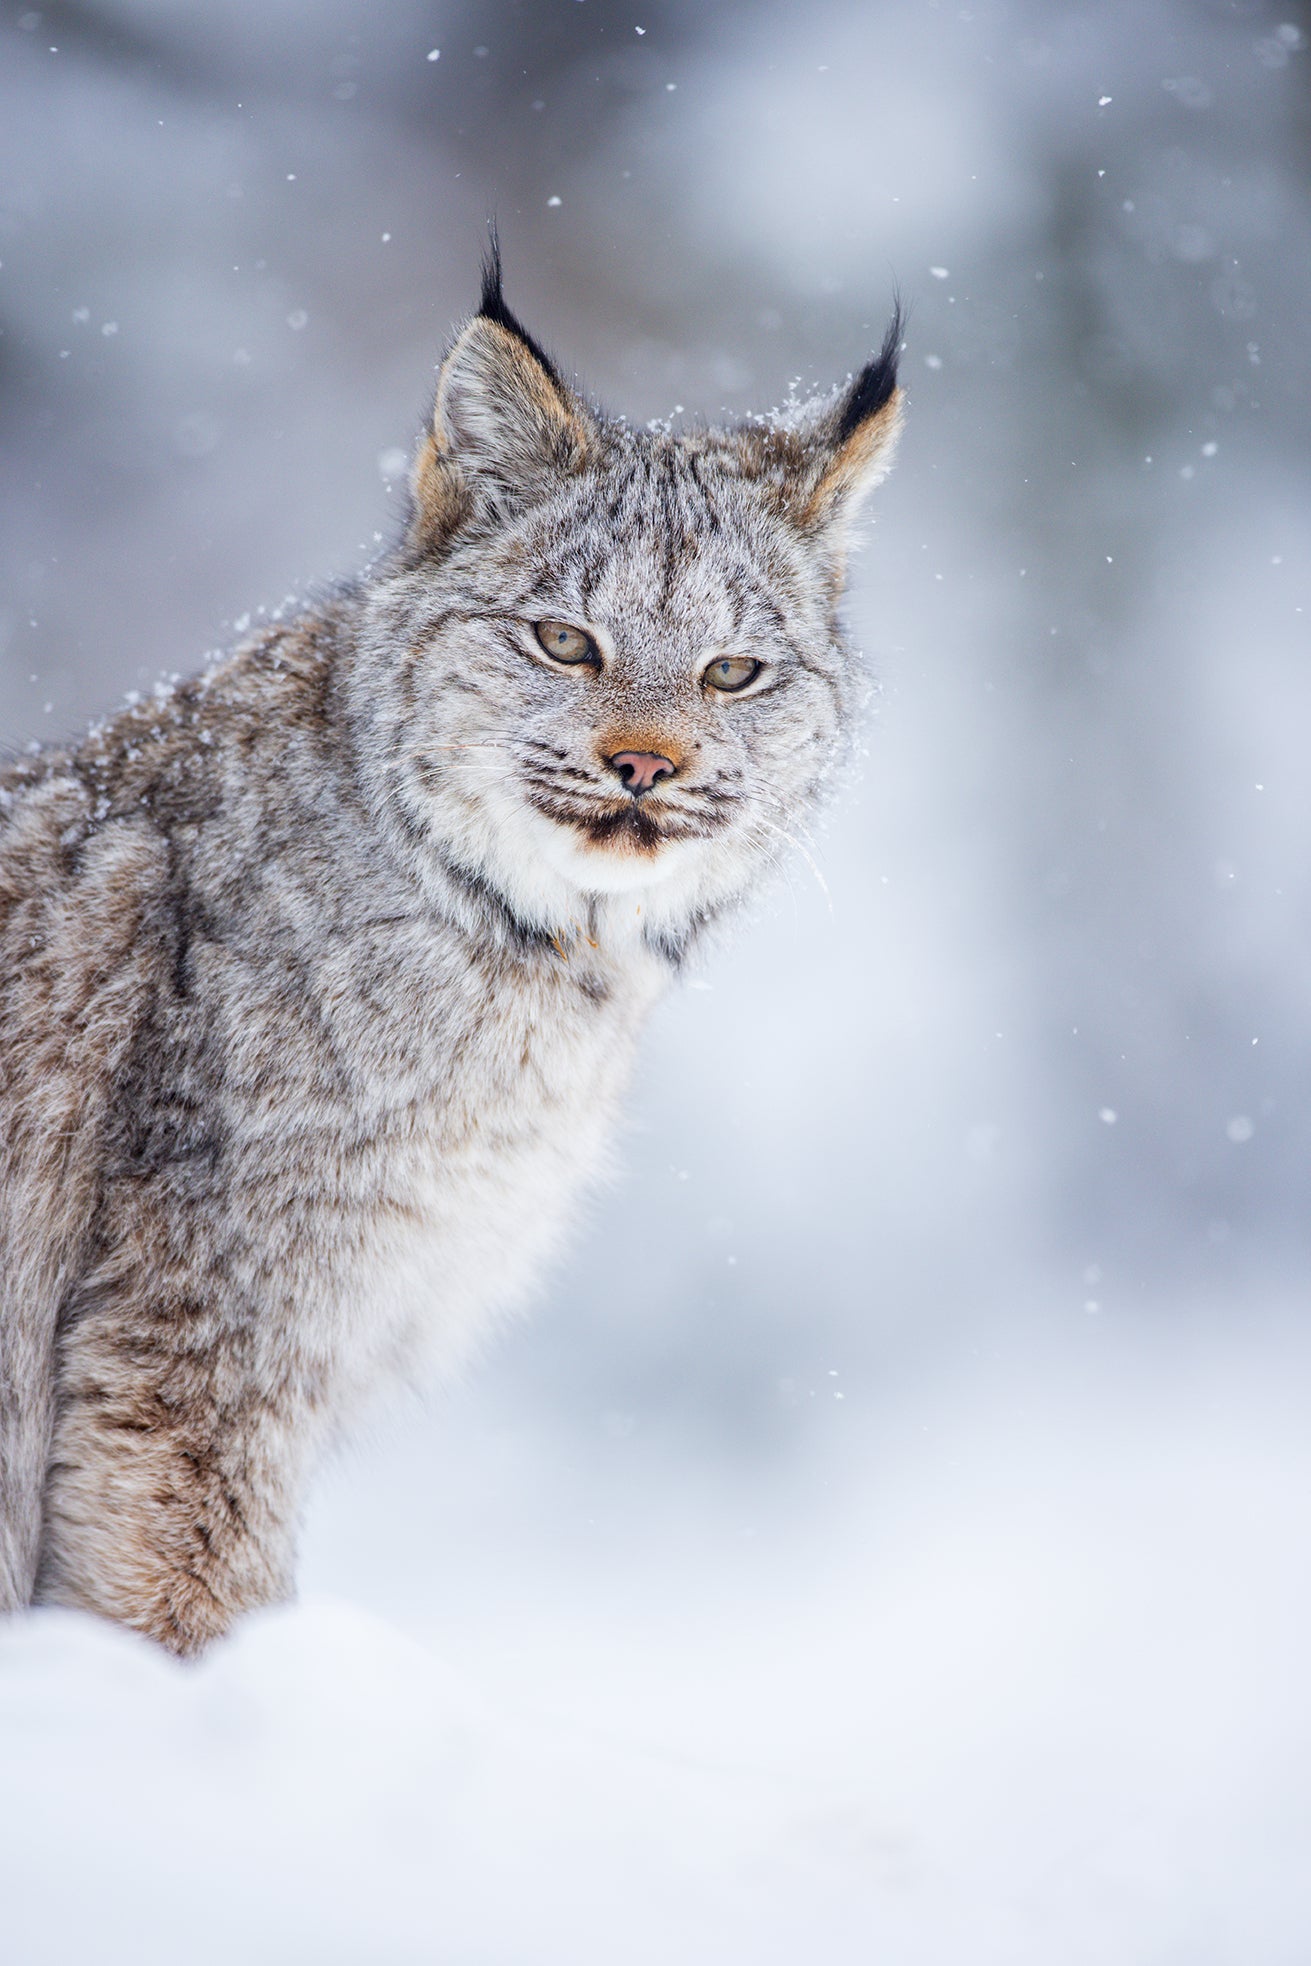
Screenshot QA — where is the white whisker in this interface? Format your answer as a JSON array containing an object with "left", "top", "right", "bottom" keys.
[{"left": 752, "top": 814, "right": 832, "bottom": 908}]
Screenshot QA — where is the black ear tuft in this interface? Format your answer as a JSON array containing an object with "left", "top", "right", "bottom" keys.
[
  {"left": 834, "top": 300, "right": 906, "bottom": 444},
  {"left": 476, "top": 222, "right": 565, "bottom": 390}
]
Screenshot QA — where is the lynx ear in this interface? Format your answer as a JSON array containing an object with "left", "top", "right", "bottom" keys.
[
  {"left": 410, "top": 246, "right": 593, "bottom": 550},
  {"left": 796, "top": 306, "right": 906, "bottom": 536}
]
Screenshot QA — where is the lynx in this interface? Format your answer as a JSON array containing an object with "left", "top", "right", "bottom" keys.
[{"left": 0, "top": 251, "right": 903, "bottom": 1654}]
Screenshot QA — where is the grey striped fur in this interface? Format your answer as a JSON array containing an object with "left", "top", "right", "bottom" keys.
[{"left": 0, "top": 279, "right": 903, "bottom": 1652}]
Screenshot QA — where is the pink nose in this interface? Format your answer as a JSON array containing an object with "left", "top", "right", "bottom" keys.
[{"left": 608, "top": 751, "right": 677, "bottom": 795}]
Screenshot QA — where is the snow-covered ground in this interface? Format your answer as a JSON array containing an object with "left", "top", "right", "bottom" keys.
[{"left": 4, "top": 1312, "right": 1308, "bottom": 1965}]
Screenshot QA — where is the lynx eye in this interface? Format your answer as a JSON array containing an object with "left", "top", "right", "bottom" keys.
[
  {"left": 703, "top": 656, "right": 762, "bottom": 694},
  {"left": 534, "top": 619, "right": 598, "bottom": 667}
]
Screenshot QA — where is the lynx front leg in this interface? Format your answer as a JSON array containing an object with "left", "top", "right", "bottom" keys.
[{"left": 36, "top": 1310, "right": 317, "bottom": 1656}]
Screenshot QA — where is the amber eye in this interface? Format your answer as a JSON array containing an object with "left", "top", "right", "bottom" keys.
[
  {"left": 703, "top": 656, "right": 762, "bottom": 694},
  {"left": 534, "top": 620, "right": 598, "bottom": 667}
]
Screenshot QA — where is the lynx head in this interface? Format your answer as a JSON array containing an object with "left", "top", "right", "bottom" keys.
[{"left": 355, "top": 247, "right": 903, "bottom": 954}]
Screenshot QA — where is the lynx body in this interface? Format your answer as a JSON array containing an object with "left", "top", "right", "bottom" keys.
[{"left": 0, "top": 258, "right": 902, "bottom": 1652}]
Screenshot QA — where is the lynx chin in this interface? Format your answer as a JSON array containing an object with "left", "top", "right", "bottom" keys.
[{"left": 0, "top": 250, "right": 904, "bottom": 1654}]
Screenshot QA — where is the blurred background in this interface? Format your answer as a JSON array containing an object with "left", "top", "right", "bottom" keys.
[{"left": 2, "top": 3, "right": 1310, "bottom": 1960}]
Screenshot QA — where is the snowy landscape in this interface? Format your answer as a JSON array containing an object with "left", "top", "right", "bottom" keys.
[
  {"left": 6, "top": 1315, "right": 1310, "bottom": 1963},
  {"left": 2, "top": 1, "right": 1310, "bottom": 1959}
]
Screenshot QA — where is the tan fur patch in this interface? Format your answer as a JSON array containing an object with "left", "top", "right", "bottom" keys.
[{"left": 799, "top": 388, "right": 905, "bottom": 531}]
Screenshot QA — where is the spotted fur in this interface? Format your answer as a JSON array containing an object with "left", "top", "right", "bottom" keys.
[{"left": 0, "top": 269, "right": 903, "bottom": 1652}]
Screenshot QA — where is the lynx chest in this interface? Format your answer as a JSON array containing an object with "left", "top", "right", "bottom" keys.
[{"left": 290, "top": 924, "right": 671, "bottom": 1401}]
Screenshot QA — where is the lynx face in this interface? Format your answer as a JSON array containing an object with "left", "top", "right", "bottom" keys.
[{"left": 354, "top": 254, "right": 903, "bottom": 942}]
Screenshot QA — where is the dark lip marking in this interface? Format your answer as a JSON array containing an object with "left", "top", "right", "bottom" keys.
[
  {"left": 525, "top": 788, "right": 663, "bottom": 850},
  {"left": 573, "top": 806, "right": 667, "bottom": 852},
  {"left": 518, "top": 766, "right": 735, "bottom": 833},
  {"left": 523, "top": 787, "right": 715, "bottom": 851}
]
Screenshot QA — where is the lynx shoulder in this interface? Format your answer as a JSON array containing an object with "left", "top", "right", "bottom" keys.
[{"left": 0, "top": 252, "right": 903, "bottom": 1652}]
